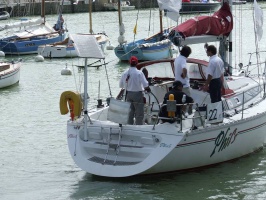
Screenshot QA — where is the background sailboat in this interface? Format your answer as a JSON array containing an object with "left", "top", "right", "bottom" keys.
[
  {"left": 104, "top": 0, "right": 135, "bottom": 11},
  {"left": 0, "top": 0, "right": 66, "bottom": 55},
  {"left": 180, "top": 0, "right": 221, "bottom": 14},
  {"left": 114, "top": 0, "right": 181, "bottom": 61},
  {"left": 0, "top": 59, "right": 21, "bottom": 88},
  {"left": 37, "top": 0, "right": 109, "bottom": 58}
]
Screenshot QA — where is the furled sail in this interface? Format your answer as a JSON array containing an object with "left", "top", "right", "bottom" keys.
[
  {"left": 0, "top": 18, "right": 44, "bottom": 32},
  {"left": 169, "top": 3, "right": 233, "bottom": 41}
]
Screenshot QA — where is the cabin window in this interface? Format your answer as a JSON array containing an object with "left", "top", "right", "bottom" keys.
[
  {"left": 188, "top": 63, "right": 207, "bottom": 80},
  {"left": 145, "top": 62, "right": 174, "bottom": 79}
]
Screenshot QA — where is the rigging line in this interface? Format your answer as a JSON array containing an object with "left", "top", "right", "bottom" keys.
[
  {"left": 103, "top": 59, "right": 112, "bottom": 97},
  {"left": 69, "top": 54, "right": 80, "bottom": 92},
  {"left": 238, "top": 4, "right": 242, "bottom": 65},
  {"left": 116, "top": 45, "right": 140, "bottom": 61},
  {"left": 148, "top": 0, "right": 153, "bottom": 36},
  {"left": 71, "top": 61, "right": 79, "bottom": 92},
  {"left": 233, "top": 8, "right": 237, "bottom": 69}
]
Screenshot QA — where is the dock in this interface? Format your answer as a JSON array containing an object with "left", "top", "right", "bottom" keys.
[{"left": 0, "top": 0, "right": 152, "bottom": 17}]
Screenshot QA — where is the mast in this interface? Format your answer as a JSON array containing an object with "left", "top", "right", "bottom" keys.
[
  {"left": 118, "top": 0, "right": 122, "bottom": 26},
  {"left": 41, "top": 0, "right": 45, "bottom": 23},
  {"left": 159, "top": 10, "right": 163, "bottom": 33},
  {"left": 117, "top": 0, "right": 126, "bottom": 46},
  {"left": 84, "top": 58, "right": 88, "bottom": 141},
  {"left": 228, "top": 0, "right": 233, "bottom": 71},
  {"left": 89, "top": 0, "right": 93, "bottom": 34}
]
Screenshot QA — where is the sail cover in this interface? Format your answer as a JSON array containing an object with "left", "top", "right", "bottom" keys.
[{"left": 170, "top": 3, "right": 233, "bottom": 38}]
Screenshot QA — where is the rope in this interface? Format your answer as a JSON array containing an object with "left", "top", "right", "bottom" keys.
[{"left": 103, "top": 59, "right": 112, "bottom": 97}]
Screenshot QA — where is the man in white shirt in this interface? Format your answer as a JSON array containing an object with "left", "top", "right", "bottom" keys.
[
  {"left": 203, "top": 45, "right": 224, "bottom": 103},
  {"left": 174, "top": 45, "right": 192, "bottom": 97},
  {"left": 119, "top": 56, "right": 150, "bottom": 125}
]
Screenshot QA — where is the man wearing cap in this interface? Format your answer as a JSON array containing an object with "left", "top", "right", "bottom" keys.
[
  {"left": 119, "top": 56, "right": 150, "bottom": 125},
  {"left": 159, "top": 80, "right": 194, "bottom": 123}
]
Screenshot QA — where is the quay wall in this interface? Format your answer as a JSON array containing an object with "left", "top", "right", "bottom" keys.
[{"left": 2, "top": 0, "right": 158, "bottom": 17}]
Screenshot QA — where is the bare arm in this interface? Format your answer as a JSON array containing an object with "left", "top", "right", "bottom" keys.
[{"left": 181, "top": 68, "right": 187, "bottom": 78}]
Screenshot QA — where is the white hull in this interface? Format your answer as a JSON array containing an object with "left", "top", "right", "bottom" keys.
[
  {"left": 38, "top": 45, "right": 78, "bottom": 58},
  {"left": 65, "top": 74, "right": 266, "bottom": 177},
  {"left": 38, "top": 34, "right": 109, "bottom": 58},
  {"left": 0, "top": 11, "right": 10, "bottom": 20},
  {"left": 67, "top": 112, "right": 266, "bottom": 177},
  {"left": 104, "top": 3, "right": 135, "bottom": 11},
  {"left": 0, "top": 61, "right": 21, "bottom": 88}
]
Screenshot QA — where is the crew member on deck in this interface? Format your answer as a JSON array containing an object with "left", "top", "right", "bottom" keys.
[
  {"left": 174, "top": 45, "right": 192, "bottom": 97},
  {"left": 203, "top": 45, "right": 224, "bottom": 103},
  {"left": 174, "top": 45, "right": 192, "bottom": 114},
  {"left": 159, "top": 81, "right": 194, "bottom": 123},
  {"left": 119, "top": 56, "right": 150, "bottom": 125}
]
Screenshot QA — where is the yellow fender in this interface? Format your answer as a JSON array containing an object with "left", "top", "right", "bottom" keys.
[
  {"left": 168, "top": 94, "right": 175, "bottom": 117},
  {"left": 60, "top": 91, "right": 82, "bottom": 117}
]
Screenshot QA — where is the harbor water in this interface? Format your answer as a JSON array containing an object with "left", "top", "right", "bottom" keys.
[{"left": 1, "top": 3, "right": 266, "bottom": 200}]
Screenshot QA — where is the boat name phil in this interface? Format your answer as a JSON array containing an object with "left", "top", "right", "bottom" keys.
[{"left": 210, "top": 128, "right": 238, "bottom": 157}]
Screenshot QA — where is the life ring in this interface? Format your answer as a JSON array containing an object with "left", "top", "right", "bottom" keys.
[{"left": 60, "top": 91, "right": 82, "bottom": 117}]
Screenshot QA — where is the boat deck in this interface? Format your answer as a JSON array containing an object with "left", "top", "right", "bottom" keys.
[{"left": 0, "top": 63, "right": 10, "bottom": 73}]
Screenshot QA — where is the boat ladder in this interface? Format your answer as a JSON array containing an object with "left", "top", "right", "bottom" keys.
[{"left": 103, "top": 125, "right": 122, "bottom": 165}]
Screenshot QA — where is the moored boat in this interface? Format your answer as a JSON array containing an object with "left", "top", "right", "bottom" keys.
[
  {"left": 180, "top": 0, "right": 221, "bottom": 14},
  {"left": 0, "top": 0, "right": 66, "bottom": 55},
  {"left": 0, "top": 60, "right": 21, "bottom": 89},
  {"left": 37, "top": 33, "right": 109, "bottom": 58},
  {"left": 0, "top": 11, "right": 10, "bottom": 20},
  {"left": 60, "top": 0, "right": 266, "bottom": 178},
  {"left": 37, "top": 0, "right": 109, "bottom": 58},
  {"left": 114, "top": 0, "right": 181, "bottom": 61},
  {"left": 104, "top": 1, "right": 135, "bottom": 11}
]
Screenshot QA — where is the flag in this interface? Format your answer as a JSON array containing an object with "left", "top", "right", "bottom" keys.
[
  {"left": 157, "top": 0, "right": 182, "bottom": 22},
  {"left": 254, "top": 0, "right": 263, "bottom": 41},
  {"left": 133, "top": 24, "right": 137, "bottom": 34}
]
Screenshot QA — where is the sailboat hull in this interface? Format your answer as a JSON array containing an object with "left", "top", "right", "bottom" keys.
[
  {"left": 115, "top": 39, "right": 173, "bottom": 61},
  {"left": 0, "top": 34, "right": 66, "bottom": 55},
  {"left": 37, "top": 34, "right": 109, "bottom": 58},
  {"left": 180, "top": 2, "right": 221, "bottom": 14},
  {"left": 66, "top": 101, "right": 266, "bottom": 177},
  {"left": 0, "top": 61, "right": 21, "bottom": 88}
]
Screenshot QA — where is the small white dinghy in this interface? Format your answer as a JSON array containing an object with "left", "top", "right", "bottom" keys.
[
  {"left": 0, "top": 60, "right": 21, "bottom": 89},
  {"left": 37, "top": 34, "right": 109, "bottom": 58},
  {"left": 0, "top": 11, "right": 10, "bottom": 20}
]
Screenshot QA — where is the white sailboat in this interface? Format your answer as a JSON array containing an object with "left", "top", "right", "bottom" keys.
[
  {"left": 37, "top": 0, "right": 109, "bottom": 58},
  {"left": 60, "top": 0, "right": 266, "bottom": 177},
  {"left": 0, "top": 0, "right": 66, "bottom": 55},
  {"left": 104, "top": 0, "right": 135, "bottom": 11}
]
